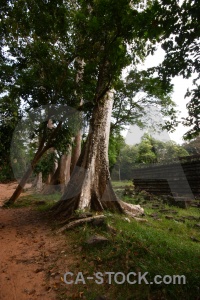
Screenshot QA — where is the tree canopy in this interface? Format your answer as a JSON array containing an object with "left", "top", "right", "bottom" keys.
[
  {"left": 0, "top": 0, "right": 177, "bottom": 184},
  {"left": 151, "top": 0, "right": 200, "bottom": 139},
  {"left": 1, "top": 0, "right": 199, "bottom": 138}
]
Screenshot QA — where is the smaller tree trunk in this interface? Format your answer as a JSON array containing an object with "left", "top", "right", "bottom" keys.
[
  {"left": 42, "top": 146, "right": 71, "bottom": 194},
  {"left": 35, "top": 172, "right": 43, "bottom": 191},
  {"left": 45, "top": 151, "right": 57, "bottom": 184},
  {"left": 70, "top": 132, "right": 82, "bottom": 174},
  {"left": 119, "top": 165, "right": 121, "bottom": 181},
  {"left": 45, "top": 120, "right": 57, "bottom": 184},
  {"left": 60, "top": 152, "right": 71, "bottom": 193},
  {"left": 42, "top": 163, "right": 60, "bottom": 194},
  {"left": 4, "top": 149, "right": 45, "bottom": 206}
]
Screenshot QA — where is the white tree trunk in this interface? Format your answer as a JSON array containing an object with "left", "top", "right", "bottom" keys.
[
  {"left": 78, "top": 90, "right": 114, "bottom": 209},
  {"left": 53, "top": 90, "right": 123, "bottom": 218},
  {"left": 60, "top": 151, "right": 71, "bottom": 193}
]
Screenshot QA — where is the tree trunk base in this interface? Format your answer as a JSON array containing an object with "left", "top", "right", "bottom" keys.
[
  {"left": 52, "top": 179, "right": 124, "bottom": 219},
  {"left": 55, "top": 202, "right": 145, "bottom": 233}
]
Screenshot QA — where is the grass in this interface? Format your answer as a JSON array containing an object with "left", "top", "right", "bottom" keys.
[
  {"left": 7, "top": 182, "right": 200, "bottom": 300},
  {"left": 111, "top": 180, "right": 133, "bottom": 188},
  {"left": 10, "top": 192, "right": 61, "bottom": 210},
  {"left": 60, "top": 182, "right": 200, "bottom": 300},
  {"left": 62, "top": 210, "right": 200, "bottom": 300}
]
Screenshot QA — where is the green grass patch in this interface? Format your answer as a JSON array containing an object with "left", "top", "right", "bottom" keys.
[
  {"left": 111, "top": 180, "right": 133, "bottom": 188},
  {"left": 64, "top": 211, "right": 200, "bottom": 300},
  {"left": 57, "top": 182, "right": 200, "bottom": 299},
  {"left": 9, "top": 193, "right": 61, "bottom": 210}
]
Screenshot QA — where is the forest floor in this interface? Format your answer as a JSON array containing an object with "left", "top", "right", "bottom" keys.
[
  {"left": 0, "top": 183, "right": 77, "bottom": 300},
  {"left": 0, "top": 182, "right": 199, "bottom": 300}
]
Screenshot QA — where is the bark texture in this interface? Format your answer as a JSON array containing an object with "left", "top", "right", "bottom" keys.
[
  {"left": 70, "top": 58, "right": 84, "bottom": 173},
  {"left": 53, "top": 91, "right": 124, "bottom": 218},
  {"left": 42, "top": 149, "right": 71, "bottom": 194},
  {"left": 60, "top": 152, "right": 71, "bottom": 192},
  {"left": 35, "top": 172, "right": 43, "bottom": 191},
  {"left": 70, "top": 132, "right": 82, "bottom": 174}
]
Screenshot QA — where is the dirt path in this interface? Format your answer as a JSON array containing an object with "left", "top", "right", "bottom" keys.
[
  {"left": 0, "top": 184, "right": 76, "bottom": 300},
  {"left": 0, "top": 182, "right": 18, "bottom": 206},
  {"left": 0, "top": 182, "right": 32, "bottom": 207}
]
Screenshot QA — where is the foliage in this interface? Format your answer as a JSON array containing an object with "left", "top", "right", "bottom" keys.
[
  {"left": 112, "top": 134, "right": 189, "bottom": 180},
  {"left": 108, "top": 132, "right": 125, "bottom": 170},
  {"left": 151, "top": 0, "right": 200, "bottom": 139},
  {"left": 111, "top": 144, "right": 139, "bottom": 180},
  {"left": 0, "top": 1, "right": 176, "bottom": 145},
  {"left": 160, "top": 140, "right": 189, "bottom": 160},
  {"left": 1, "top": 0, "right": 198, "bottom": 186},
  {"left": 111, "top": 69, "right": 176, "bottom": 133},
  {"left": 0, "top": 97, "right": 21, "bottom": 181},
  {"left": 182, "top": 134, "right": 200, "bottom": 155},
  {"left": 34, "top": 152, "right": 56, "bottom": 181},
  {"left": 138, "top": 134, "right": 189, "bottom": 163},
  {"left": 0, "top": 1, "right": 81, "bottom": 174}
]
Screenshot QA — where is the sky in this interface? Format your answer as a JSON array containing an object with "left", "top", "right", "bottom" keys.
[{"left": 124, "top": 47, "right": 194, "bottom": 146}]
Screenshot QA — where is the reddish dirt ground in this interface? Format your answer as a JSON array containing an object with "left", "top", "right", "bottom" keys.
[
  {"left": 0, "top": 182, "right": 19, "bottom": 207},
  {"left": 0, "top": 183, "right": 75, "bottom": 300}
]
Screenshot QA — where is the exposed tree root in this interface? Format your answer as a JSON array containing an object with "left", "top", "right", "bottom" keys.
[
  {"left": 56, "top": 215, "right": 105, "bottom": 233},
  {"left": 55, "top": 201, "right": 145, "bottom": 234},
  {"left": 120, "top": 201, "right": 144, "bottom": 218}
]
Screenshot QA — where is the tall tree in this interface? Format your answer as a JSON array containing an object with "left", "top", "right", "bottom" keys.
[
  {"left": 52, "top": 0, "right": 175, "bottom": 218},
  {"left": 1, "top": 0, "right": 175, "bottom": 215}
]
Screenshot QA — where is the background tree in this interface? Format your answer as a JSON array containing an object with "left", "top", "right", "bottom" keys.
[
  {"left": 33, "top": 152, "right": 56, "bottom": 184},
  {"left": 111, "top": 69, "right": 175, "bottom": 133},
  {"left": 108, "top": 131, "right": 125, "bottom": 173},
  {"left": 0, "top": 97, "right": 21, "bottom": 182},
  {"left": 111, "top": 144, "right": 139, "bottom": 181},
  {"left": 160, "top": 140, "right": 189, "bottom": 160},
  {"left": 182, "top": 135, "right": 200, "bottom": 155},
  {"left": 151, "top": 0, "right": 200, "bottom": 139},
  {"left": 137, "top": 134, "right": 157, "bottom": 164},
  {"left": 112, "top": 134, "right": 189, "bottom": 180}
]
